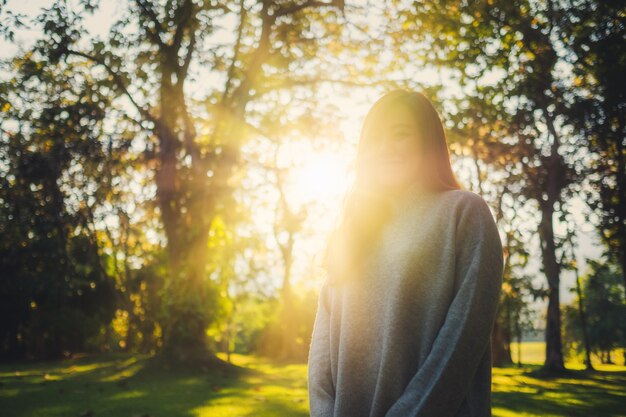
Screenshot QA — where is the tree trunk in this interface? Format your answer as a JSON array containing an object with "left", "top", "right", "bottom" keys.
[
  {"left": 277, "top": 231, "right": 298, "bottom": 361},
  {"left": 492, "top": 318, "right": 513, "bottom": 367},
  {"left": 539, "top": 205, "right": 566, "bottom": 372},
  {"left": 539, "top": 110, "right": 568, "bottom": 373},
  {"left": 616, "top": 137, "right": 626, "bottom": 297},
  {"left": 515, "top": 319, "right": 523, "bottom": 367},
  {"left": 155, "top": 68, "right": 216, "bottom": 363},
  {"left": 573, "top": 258, "right": 594, "bottom": 370}
]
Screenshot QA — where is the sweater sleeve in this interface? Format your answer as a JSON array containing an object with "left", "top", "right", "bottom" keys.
[
  {"left": 308, "top": 280, "right": 335, "bottom": 417},
  {"left": 385, "top": 194, "right": 504, "bottom": 417}
]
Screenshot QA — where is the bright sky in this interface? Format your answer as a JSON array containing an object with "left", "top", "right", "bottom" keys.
[{"left": 0, "top": 0, "right": 605, "bottom": 322}]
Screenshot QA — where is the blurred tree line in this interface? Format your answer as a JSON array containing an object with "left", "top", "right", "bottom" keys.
[
  {"left": 0, "top": 0, "right": 624, "bottom": 372},
  {"left": 563, "top": 260, "right": 626, "bottom": 367}
]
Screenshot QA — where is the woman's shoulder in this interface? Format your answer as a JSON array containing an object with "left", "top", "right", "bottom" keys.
[
  {"left": 438, "top": 188, "right": 490, "bottom": 209},
  {"left": 435, "top": 189, "right": 496, "bottom": 223},
  {"left": 395, "top": 188, "right": 493, "bottom": 228},
  {"left": 440, "top": 189, "right": 500, "bottom": 241}
]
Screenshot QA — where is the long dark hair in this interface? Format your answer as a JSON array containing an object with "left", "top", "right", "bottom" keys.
[{"left": 322, "top": 89, "right": 464, "bottom": 286}]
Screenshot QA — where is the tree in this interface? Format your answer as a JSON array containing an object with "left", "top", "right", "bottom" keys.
[
  {"left": 564, "top": 259, "right": 626, "bottom": 365},
  {"left": 1, "top": 0, "right": 395, "bottom": 364},
  {"left": 492, "top": 214, "right": 540, "bottom": 367},
  {"left": 561, "top": 211, "right": 594, "bottom": 370},
  {"left": 562, "top": 0, "right": 626, "bottom": 295},
  {"left": 0, "top": 49, "right": 117, "bottom": 359}
]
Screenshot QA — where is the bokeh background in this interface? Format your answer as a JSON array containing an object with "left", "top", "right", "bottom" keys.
[{"left": 0, "top": 0, "right": 624, "bottom": 416}]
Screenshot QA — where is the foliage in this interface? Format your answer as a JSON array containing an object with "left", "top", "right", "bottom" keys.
[
  {"left": 562, "top": 0, "right": 626, "bottom": 290},
  {"left": 0, "top": 49, "right": 118, "bottom": 359},
  {"left": 563, "top": 259, "right": 626, "bottom": 364},
  {"left": 0, "top": 0, "right": 624, "bottom": 372}
]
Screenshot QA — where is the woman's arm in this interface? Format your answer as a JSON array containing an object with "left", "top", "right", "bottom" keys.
[
  {"left": 308, "top": 280, "right": 335, "bottom": 417},
  {"left": 385, "top": 194, "right": 504, "bottom": 417}
]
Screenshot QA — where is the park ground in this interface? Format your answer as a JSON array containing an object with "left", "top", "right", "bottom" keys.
[{"left": 0, "top": 342, "right": 625, "bottom": 417}]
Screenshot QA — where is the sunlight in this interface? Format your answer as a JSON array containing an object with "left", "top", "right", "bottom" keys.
[
  {"left": 276, "top": 88, "right": 376, "bottom": 214},
  {"left": 284, "top": 143, "right": 353, "bottom": 208}
]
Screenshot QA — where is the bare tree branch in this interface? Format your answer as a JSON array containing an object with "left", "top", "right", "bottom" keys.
[
  {"left": 222, "top": 0, "right": 247, "bottom": 103},
  {"left": 66, "top": 49, "right": 157, "bottom": 126},
  {"left": 171, "top": 0, "right": 195, "bottom": 53},
  {"left": 178, "top": 28, "right": 196, "bottom": 83},
  {"left": 134, "top": 0, "right": 166, "bottom": 48},
  {"left": 255, "top": 76, "right": 399, "bottom": 97},
  {"left": 274, "top": 0, "right": 337, "bottom": 17}
]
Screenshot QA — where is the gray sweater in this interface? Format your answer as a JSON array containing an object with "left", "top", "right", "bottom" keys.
[{"left": 307, "top": 188, "right": 504, "bottom": 417}]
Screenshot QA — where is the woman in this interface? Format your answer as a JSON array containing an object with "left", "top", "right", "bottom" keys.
[{"left": 307, "top": 89, "right": 504, "bottom": 417}]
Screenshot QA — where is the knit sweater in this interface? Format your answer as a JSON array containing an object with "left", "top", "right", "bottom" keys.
[{"left": 307, "top": 187, "right": 504, "bottom": 417}]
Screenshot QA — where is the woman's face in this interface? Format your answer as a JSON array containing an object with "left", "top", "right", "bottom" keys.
[{"left": 360, "top": 102, "right": 425, "bottom": 195}]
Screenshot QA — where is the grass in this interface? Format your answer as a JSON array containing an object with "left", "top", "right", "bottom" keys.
[
  {"left": 0, "top": 343, "right": 625, "bottom": 417},
  {"left": 0, "top": 353, "right": 309, "bottom": 417},
  {"left": 492, "top": 364, "right": 626, "bottom": 417}
]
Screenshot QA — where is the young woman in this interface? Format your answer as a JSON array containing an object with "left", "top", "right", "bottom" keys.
[{"left": 307, "top": 89, "right": 504, "bottom": 417}]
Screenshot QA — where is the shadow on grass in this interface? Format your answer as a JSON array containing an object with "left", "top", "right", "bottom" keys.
[
  {"left": 5, "top": 355, "right": 625, "bottom": 417},
  {"left": 0, "top": 352, "right": 309, "bottom": 417},
  {"left": 492, "top": 364, "right": 626, "bottom": 417}
]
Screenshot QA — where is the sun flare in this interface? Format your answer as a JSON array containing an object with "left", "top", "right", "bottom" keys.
[{"left": 289, "top": 151, "right": 352, "bottom": 206}]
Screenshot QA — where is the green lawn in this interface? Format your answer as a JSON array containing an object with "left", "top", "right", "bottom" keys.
[{"left": 0, "top": 344, "right": 625, "bottom": 417}]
